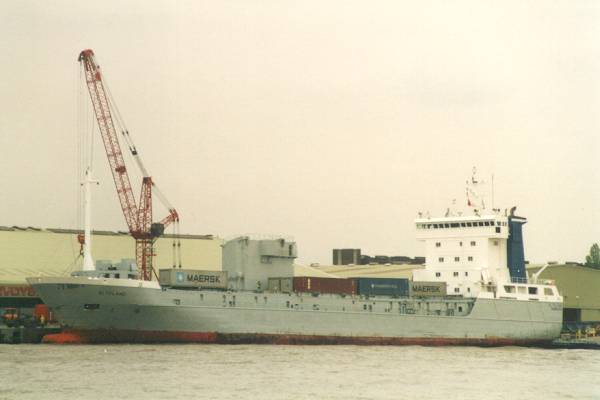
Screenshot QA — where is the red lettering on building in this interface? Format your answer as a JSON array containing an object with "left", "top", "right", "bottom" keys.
[{"left": 0, "top": 285, "right": 38, "bottom": 297}]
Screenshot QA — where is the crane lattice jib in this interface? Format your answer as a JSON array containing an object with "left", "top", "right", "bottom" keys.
[
  {"left": 78, "top": 49, "right": 181, "bottom": 280},
  {"left": 78, "top": 49, "right": 139, "bottom": 233}
]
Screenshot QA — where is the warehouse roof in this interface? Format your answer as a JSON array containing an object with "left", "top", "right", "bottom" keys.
[
  {"left": 1, "top": 226, "right": 214, "bottom": 240},
  {"left": 0, "top": 228, "right": 222, "bottom": 284},
  {"left": 309, "top": 263, "right": 423, "bottom": 279}
]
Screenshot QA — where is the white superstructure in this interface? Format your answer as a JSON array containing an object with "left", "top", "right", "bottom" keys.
[
  {"left": 414, "top": 214, "right": 511, "bottom": 296},
  {"left": 413, "top": 212, "right": 561, "bottom": 303}
]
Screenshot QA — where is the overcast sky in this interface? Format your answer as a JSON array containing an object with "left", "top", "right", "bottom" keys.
[{"left": 1, "top": 1, "right": 599, "bottom": 265}]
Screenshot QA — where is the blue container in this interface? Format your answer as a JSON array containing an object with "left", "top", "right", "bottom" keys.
[{"left": 355, "top": 278, "right": 409, "bottom": 297}]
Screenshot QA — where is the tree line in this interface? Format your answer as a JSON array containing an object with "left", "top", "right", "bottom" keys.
[{"left": 585, "top": 243, "right": 600, "bottom": 269}]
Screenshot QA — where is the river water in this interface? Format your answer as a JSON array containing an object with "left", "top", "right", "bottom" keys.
[{"left": 1, "top": 344, "right": 598, "bottom": 400}]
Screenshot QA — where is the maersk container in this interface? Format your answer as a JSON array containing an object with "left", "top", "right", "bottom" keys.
[
  {"left": 293, "top": 277, "right": 356, "bottom": 295},
  {"left": 410, "top": 281, "right": 447, "bottom": 297},
  {"left": 158, "top": 269, "right": 227, "bottom": 289},
  {"left": 355, "top": 278, "right": 409, "bottom": 297}
]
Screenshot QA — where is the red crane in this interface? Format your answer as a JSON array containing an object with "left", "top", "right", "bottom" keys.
[{"left": 78, "top": 49, "right": 180, "bottom": 280}]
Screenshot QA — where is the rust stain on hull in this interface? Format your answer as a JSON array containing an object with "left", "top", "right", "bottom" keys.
[{"left": 42, "top": 330, "right": 552, "bottom": 347}]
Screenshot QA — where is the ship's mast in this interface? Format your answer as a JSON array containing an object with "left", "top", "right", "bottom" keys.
[{"left": 81, "top": 114, "right": 98, "bottom": 271}]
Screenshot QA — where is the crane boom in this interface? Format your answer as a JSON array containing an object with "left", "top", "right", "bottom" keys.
[
  {"left": 78, "top": 49, "right": 180, "bottom": 280},
  {"left": 78, "top": 49, "right": 140, "bottom": 232}
]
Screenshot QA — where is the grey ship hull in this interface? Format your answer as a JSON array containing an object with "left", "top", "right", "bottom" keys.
[{"left": 27, "top": 277, "right": 563, "bottom": 345}]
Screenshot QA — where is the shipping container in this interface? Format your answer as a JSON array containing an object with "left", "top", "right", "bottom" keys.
[
  {"left": 267, "top": 278, "right": 281, "bottom": 292},
  {"left": 355, "top": 278, "right": 409, "bottom": 297},
  {"left": 410, "top": 281, "right": 447, "bottom": 297},
  {"left": 293, "top": 277, "right": 356, "bottom": 295},
  {"left": 267, "top": 277, "right": 293, "bottom": 293},
  {"left": 158, "top": 269, "right": 227, "bottom": 289}
]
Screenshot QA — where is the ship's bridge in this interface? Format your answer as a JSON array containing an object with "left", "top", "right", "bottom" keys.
[
  {"left": 413, "top": 214, "right": 517, "bottom": 298},
  {"left": 415, "top": 215, "right": 510, "bottom": 240}
]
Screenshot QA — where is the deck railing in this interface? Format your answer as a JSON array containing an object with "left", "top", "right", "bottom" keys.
[{"left": 510, "top": 276, "right": 555, "bottom": 285}]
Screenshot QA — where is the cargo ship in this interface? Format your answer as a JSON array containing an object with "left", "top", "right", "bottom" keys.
[{"left": 27, "top": 205, "right": 563, "bottom": 345}]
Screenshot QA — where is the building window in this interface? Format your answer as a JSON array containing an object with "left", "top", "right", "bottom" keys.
[
  {"left": 470, "top": 241, "right": 476, "bottom": 246},
  {"left": 453, "top": 272, "right": 459, "bottom": 277},
  {"left": 438, "top": 257, "right": 444, "bottom": 262},
  {"left": 435, "top": 242, "right": 441, "bottom": 247},
  {"left": 454, "top": 256, "right": 460, "bottom": 262},
  {"left": 468, "top": 256, "right": 473, "bottom": 262},
  {"left": 435, "top": 272, "right": 441, "bottom": 277}
]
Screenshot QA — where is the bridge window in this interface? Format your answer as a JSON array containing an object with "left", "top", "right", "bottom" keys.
[
  {"left": 528, "top": 287, "right": 538, "bottom": 295},
  {"left": 503, "top": 286, "right": 516, "bottom": 293},
  {"left": 470, "top": 241, "right": 476, "bottom": 246},
  {"left": 453, "top": 272, "right": 459, "bottom": 277},
  {"left": 435, "top": 272, "right": 441, "bottom": 277},
  {"left": 454, "top": 288, "right": 460, "bottom": 293},
  {"left": 454, "top": 257, "right": 460, "bottom": 262},
  {"left": 468, "top": 256, "right": 473, "bottom": 262},
  {"left": 438, "top": 257, "right": 444, "bottom": 262},
  {"left": 436, "top": 242, "right": 441, "bottom": 247},
  {"left": 544, "top": 288, "right": 554, "bottom": 296}
]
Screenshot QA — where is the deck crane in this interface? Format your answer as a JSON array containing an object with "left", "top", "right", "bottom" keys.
[{"left": 78, "top": 49, "right": 180, "bottom": 280}]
